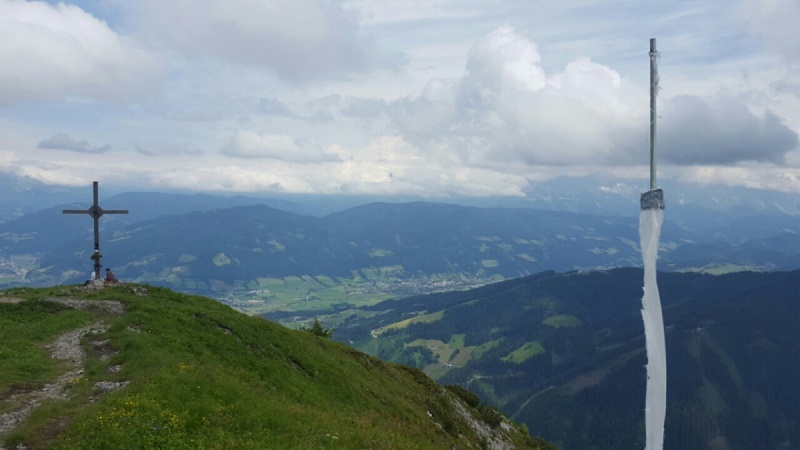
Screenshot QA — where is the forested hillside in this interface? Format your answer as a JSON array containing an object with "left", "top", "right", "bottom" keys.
[{"left": 334, "top": 269, "right": 800, "bottom": 449}]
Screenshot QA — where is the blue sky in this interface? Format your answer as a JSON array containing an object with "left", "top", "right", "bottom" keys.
[{"left": 0, "top": 0, "right": 798, "bottom": 196}]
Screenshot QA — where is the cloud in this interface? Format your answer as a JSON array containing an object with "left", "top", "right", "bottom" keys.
[
  {"left": 0, "top": 0, "right": 160, "bottom": 104},
  {"left": 130, "top": 0, "right": 389, "bottom": 80},
  {"left": 738, "top": 0, "right": 800, "bottom": 62},
  {"left": 385, "top": 25, "right": 800, "bottom": 172},
  {"left": 221, "top": 131, "right": 341, "bottom": 163},
  {"left": 135, "top": 142, "right": 205, "bottom": 157},
  {"left": 259, "top": 97, "right": 296, "bottom": 117},
  {"left": 38, "top": 134, "right": 111, "bottom": 154},
  {"left": 671, "top": 165, "right": 800, "bottom": 193},
  {"left": 345, "top": 0, "right": 483, "bottom": 26},
  {"left": 340, "top": 97, "right": 388, "bottom": 118},
  {"left": 389, "top": 26, "right": 645, "bottom": 168},
  {"left": 660, "top": 95, "right": 799, "bottom": 165},
  {"left": 462, "top": 25, "right": 547, "bottom": 94},
  {"left": 145, "top": 134, "right": 530, "bottom": 197}
]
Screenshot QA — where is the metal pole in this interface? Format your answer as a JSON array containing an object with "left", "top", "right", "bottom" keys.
[
  {"left": 650, "top": 38, "right": 658, "bottom": 190},
  {"left": 92, "top": 182, "right": 100, "bottom": 252},
  {"left": 640, "top": 39, "right": 664, "bottom": 211},
  {"left": 92, "top": 182, "right": 102, "bottom": 279}
]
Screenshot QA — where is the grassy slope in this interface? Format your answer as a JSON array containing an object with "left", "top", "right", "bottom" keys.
[{"left": 0, "top": 284, "right": 549, "bottom": 449}]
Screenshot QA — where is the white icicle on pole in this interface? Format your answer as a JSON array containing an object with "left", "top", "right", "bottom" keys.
[{"left": 640, "top": 206, "right": 666, "bottom": 450}]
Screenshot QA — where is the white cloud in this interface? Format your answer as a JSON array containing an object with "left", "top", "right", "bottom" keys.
[
  {"left": 145, "top": 164, "right": 316, "bottom": 194},
  {"left": 14, "top": 160, "right": 91, "bottom": 186},
  {"left": 221, "top": 131, "right": 341, "bottom": 163},
  {"left": 135, "top": 142, "right": 205, "bottom": 157},
  {"left": 130, "top": 0, "right": 384, "bottom": 80},
  {"left": 463, "top": 25, "right": 547, "bottom": 93},
  {"left": 38, "top": 133, "right": 111, "bottom": 154},
  {"left": 0, "top": 151, "right": 15, "bottom": 169},
  {"left": 390, "top": 26, "right": 646, "bottom": 168},
  {"left": 0, "top": 0, "right": 159, "bottom": 104},
  {"left": 387, "top": 25, "right": 799, "bottom": 173},
  {"left": 738, "top": 0, "right": 800, "bottom": 62},
  {"left": 671, "top": 164, "right": 800, "bottom": 193},
  {"left": 660, "top": 95, "right": 798, "bottom": 165},
  {"left": 345, "top": 0, "right": 483, "bottom": 26}
]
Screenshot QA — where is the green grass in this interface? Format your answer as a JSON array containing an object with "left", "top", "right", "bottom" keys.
[
  {"left": 211, "top": 253, "right": 231, "bottom": 266},
  {"left": 257, "top": 277, "right": 284, "bottom": 287},
  {"left": 448, "top": 334, "right": 466, "bottom": 350},
  {"left": 360, "top": 268, "right": 379, "bottom": 280},
  {"left": 379, "top": 265, "right": 404, "bottom": 276},
  {"left": 407, "top": 339, "right": 453, "bottom": 363},
  {"left": 0, "top": 284, "right": 546, "bottom": 450},
  {"left": 143, "top": 271, "right": 495, "bottom": 322},
  {"left": 542, "top": 314, "right": 582, "bottom": 328},
  {"left": 502, "top": 341, "right": 546, "bottom": 364},
  {"left": 374, "top": 310, "right": 445, "bottom": 335},
  {"left": 0, "top": 298, "right": 93, "bottom": 397},
  {"left": 282, "top": 276, "right": 305, "bottom": 289},
  {"left": 473, "top": 339, "right": 503, "bottom": 359}
]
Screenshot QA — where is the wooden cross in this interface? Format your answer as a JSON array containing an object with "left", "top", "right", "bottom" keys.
[{"left": 63, "top": 181, "right": 128, "bottom": 280}]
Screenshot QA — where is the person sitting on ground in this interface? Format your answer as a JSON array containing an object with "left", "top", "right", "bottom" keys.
[
  {"left": 83, "top": 270, "right": 100, "bottom": 286},
  {"left": 105, "top": 268, "right": 117, "bottom": 283}
]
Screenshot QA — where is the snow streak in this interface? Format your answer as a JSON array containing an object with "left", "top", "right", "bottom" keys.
[{"left": 640, "top": 207, "right": 666, "bottom": 450}]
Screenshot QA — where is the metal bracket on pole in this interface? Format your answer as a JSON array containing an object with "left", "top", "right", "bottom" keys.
[{"left": 641, "top": 188, "right": 665, "bottom": 210}]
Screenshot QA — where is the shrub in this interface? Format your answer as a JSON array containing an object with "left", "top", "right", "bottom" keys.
[
  {"left": 478, "top": 404, "right": 504, "bottom": 428},
  {"left": 445, "top": 384, "right": 480, "bottom": 408},
  {"left": 303, "top": 319, "right": 333, "bottom": 338}
]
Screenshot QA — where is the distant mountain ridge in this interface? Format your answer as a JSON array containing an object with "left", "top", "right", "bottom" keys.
[
  {"left": 0, "top": 174, "right": 83, "bottom": 223},
  {"left": 0, "top": 198, "right": 796, "bottom": 290},
  {"left": 0, "top": 192, "right": 300, "bottom": 254},
  {"left": 1, "top": 172, "right": 799, "bottom": 292},
  {"left": 30, "top": 202, "right": 676, "bottom": 287}
]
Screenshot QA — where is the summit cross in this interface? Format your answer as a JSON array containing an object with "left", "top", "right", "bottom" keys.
[{"left": 62, "top": 181, "right": 128, "bottom": 280}]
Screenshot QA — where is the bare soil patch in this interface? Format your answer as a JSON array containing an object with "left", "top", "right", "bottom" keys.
[{"left": 43, "top": 298, "right": 124, "bottom": 315}]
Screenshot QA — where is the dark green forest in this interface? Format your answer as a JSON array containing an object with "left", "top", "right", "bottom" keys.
[{"left": 334, "top": 269, "right": 800, "bottom": 449}]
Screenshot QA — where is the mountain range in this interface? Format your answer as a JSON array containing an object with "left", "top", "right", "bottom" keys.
[{"left": 0, "top": 196, "right": 795, "bottom": 292}]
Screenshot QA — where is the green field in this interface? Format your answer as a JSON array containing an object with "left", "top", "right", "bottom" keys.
[
  {"left": 215, "top": 272, "right": 493, "bottom": 324},
  {"left": 501, "top": 341, "right": 546, "bottom": 364},
  {"left": 222, "top": 274, "right": 391, "bottom": 317},
  {"left": 374, "top": 310, "right": 445, "bottom": 336},
  {"left": 542, "top": 314, "right": 582, "bottom": 328}
]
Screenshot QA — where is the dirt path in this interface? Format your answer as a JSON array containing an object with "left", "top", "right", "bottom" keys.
[{"left": 0, "top": 299, "right": 125, "bottom": 449}]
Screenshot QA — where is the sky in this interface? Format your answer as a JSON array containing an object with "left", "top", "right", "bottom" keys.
[{"left": 0, "top": 0, "right": 799, "bottom": 198}]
